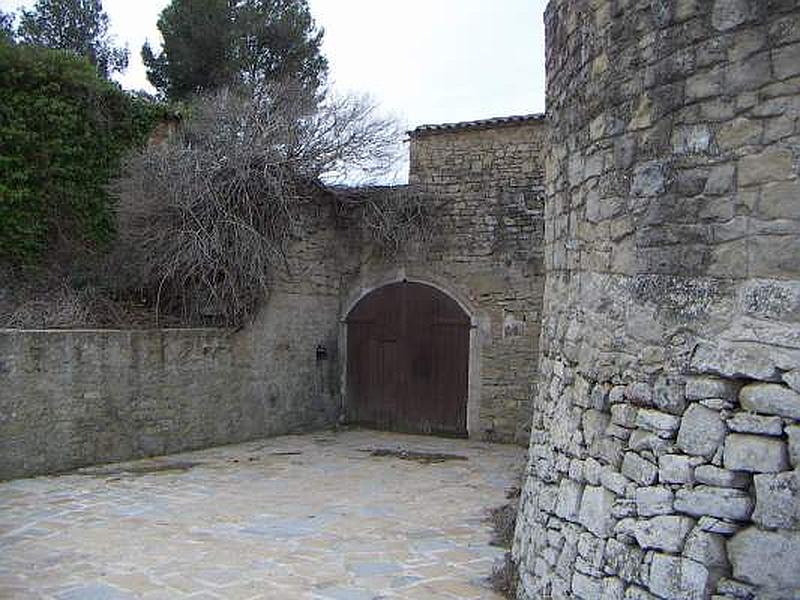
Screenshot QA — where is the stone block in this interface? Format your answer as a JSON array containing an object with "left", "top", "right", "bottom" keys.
[
  {"left": 789, "top": 425, "right": 800, "bottom": 468},
  {"left": 727, "top": 413, "right": 784, "bottom": 436},
  {"left": 633, "top": 516, "right": 695, "bottom": 553},
  {"left": 699, "top": 398, "right": 730, "bottom": 411},
  {"left": 572, "top": 571, "right": 603, "bottom": 599},
  {"left": 630, "top": 162, "right": 665, "bottom": 197},
  {"left": 556, "top": 535, "right": 578, "bottom": 579},
  {"left": 723, "top": 433, "right": 789, "bottom": 473},
  {"left": 674, "top": 486, "right": 753, "bottom": 521},
  {"left": 611, "top": 404, "right": 639, "bottom": 428},
  {"left": 555, "top": 479, "right": 585, "bottom": 522},
  {"left": 649, "top": 554, "right": 710, "bottom": 600},
  {"left": 672, "top": 125, "right": 712, "bottom": 155},
  {"left": 607, "top": 424, "right": 633, "bottom": 441},
  {"left": 577, "top": 531, "right": 605, "bottom": 566},
  {"left": 626, "top": 383, "right": 653, "bottom": 406},
  {"left": 687, "top": 69, "right": 724, "bottom": 102},
  {"left": 610, "top": 386, "right": 626, "bottom": 404},
  {"left": 716, "top": 117, "right": 762, "bottom": 150},
  {"left": 652, "top": 381, "right": 686, "bottom": 416},
  {"left": 784, "top": 370, "right": 800, "bottom": 394},
  {"left": 612, "top": 498, "right": 637, "bottom": 520},
  {"left": 749, "top": 234, "right": 800, "bottom": 279},
  {"left": 683, "top": 528, "right": 730, "bottom": 573},
  {"left": 613, "top": 517, "right": 637, "bottom": 543},
  {"left": 739, "top": 383, "right": 800, "bottom": 419},
  {"left": 774, "top": 42, "right": 800, "bottom": 80},
  {"left": 604, "top": 538, "right": 645, "bottom": 584},
  {"left": 711, "top": 0, "right": 752, "bottom": 32},
  {"left": 658, "top": 454, "right": 695, "bottom": 484},
  {"left": 629, "top": 429, "right": 673, "bottom": 456},
  {"left": 739, "top": 148, "right": 795, "bottom": 188},
  {"left": 590, "top": 437, "right": 625, "bottom": 469},
  {"left": 623, "top": 586, "right": 657, "bottom": 600},
  {"left": 694, "top": 465, "right": 750, "bottom": 489},
  {"left": 601, "top": 577, "right": 624, "bottom": 600},
  {"left": 573, "top": 375, "right": 594, "bottom": 408},
  {"left": 753, "top": 471, "right": 799, "bottom": 529},
  {"left": 759, "top": 179, "right": 800, "bottom": 221},
  {"left": 728, "top": 527, "right": 800, "bottom": 590},
  {"left": 584, "top": 457, "right": 603, "bottom": 485},
  {"left": 621, "top": 453, "right": 658, "bottom": 486},
  {"left": 726, "top": 51, "right": 773, "bottom": 94},
  {"left": 636, "top": 409, "right": 681, "bottom": 438},
  {"left": 578, "top": 485, "right": 616, "bottom": 538},
  {"left": 600, "top": 466, "right": 629, "bottom": 496},
  {"left": 685, "top": 376, "right": 737, "bottom": 401},
  {"left": 677, "top": 404, "right": 727, "bottom": 458},
  {"left": 583, "top": 409, "right": 611, "bottom": 446},
  {"left": 716, "top": 578, "right": 756, "bottom": 599},
  {"left": 570, "top": 459, "right": 586, "bottom": 482},
  {"left": 698, "top": 516, "right": 741, "bottom": 536},
  {"left": 690, "top": 342, "right": 782, "bottom": 382},
  {"left": 635, "top": 486, "right": 674, "bottom": 517}
]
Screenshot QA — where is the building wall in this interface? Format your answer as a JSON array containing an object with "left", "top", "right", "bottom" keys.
[
  {"left": 343, "top": 119, "right": 547, "bottom": 443},
  {"left": 0, "top": 121, "right": 547, "bottom": 479},
  {"left": 514, "top": 1, "right": 800, "bottom": 598}
]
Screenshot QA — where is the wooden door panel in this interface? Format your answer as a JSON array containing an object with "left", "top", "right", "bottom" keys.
[{"left": 346, "top": 282, "right": 469, "bottom": 436}]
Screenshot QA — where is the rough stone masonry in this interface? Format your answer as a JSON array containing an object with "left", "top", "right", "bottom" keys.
[
  {"left": 0, "top": 116, "right": 549, "bottom": 479},
  {"left": 512, "top": 0, "right": 800, "bottom": 598}
]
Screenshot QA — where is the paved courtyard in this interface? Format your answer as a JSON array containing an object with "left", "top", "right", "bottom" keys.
[{"left": 0, "top": 430, "right": 525, "bottom": 599}]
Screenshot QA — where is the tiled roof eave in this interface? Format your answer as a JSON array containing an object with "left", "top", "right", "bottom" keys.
[{"left": 409, "top": 113, "right": 545, "bottom": 137}]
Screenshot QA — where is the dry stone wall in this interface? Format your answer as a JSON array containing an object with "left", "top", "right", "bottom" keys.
[
  {"left": 514, "top": 0, "right": 800, "bottom": 598},
  {"left": 347, "top": 119, "right": 547, "bottom": 442}
]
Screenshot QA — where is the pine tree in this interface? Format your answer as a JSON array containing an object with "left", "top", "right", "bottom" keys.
[
  {"left": 17, "top": 0, "right": 128, "bottom": 78},
  {"left": 142, "top": 0, "right": 327, "bottom": 101},
  {"left": 0, "top": 10, "right": 14, "bottom": 41}
]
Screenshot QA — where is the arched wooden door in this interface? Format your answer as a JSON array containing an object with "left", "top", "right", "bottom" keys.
[{"left": 346, "top": 282, "right": 470, "bottom": 437}]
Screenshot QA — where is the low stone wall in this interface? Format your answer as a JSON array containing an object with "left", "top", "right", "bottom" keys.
[
  {"left": 514, "top": 0, "right": 800, "bottom": 598},
  {"left": 0, "top": 294, "right": 340, "bottom": 480}
]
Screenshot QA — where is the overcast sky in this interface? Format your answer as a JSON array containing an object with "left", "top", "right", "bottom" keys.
[{"left": 1, "top": 0, "right": 547, "bottom": 130}]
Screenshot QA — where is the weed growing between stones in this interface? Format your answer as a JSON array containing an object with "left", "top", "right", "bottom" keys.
[
  {"left": 488, "top": 502, "right": 518, "bottom": 548},
  {"left": 488, "top": 472, "right": 523, "bottom": 597},
  {"left": 489, "top": 552, "right": 518, "bottom": 599}
]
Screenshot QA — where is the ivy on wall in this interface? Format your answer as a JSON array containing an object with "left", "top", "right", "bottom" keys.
[{"left": 0, "top": 40, "right": 165, "bottom": 266}]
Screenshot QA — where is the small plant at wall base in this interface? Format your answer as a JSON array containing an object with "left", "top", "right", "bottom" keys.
[
  {"left": 487, "top": 472, "right": 522, "bottom": 598},
  {"left": 112, "top": 81, "right": 436, "bottom": 327}
]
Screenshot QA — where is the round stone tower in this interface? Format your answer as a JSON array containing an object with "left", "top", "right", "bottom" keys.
[{"left": 513, "top": 0, "right": 800, "bottom": 598}]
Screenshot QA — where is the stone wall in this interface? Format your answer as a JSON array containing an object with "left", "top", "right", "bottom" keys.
[
  {"left": 344, "top": 118, "right": 547, "bottom": 442},
  {"left": 1, "top": 119, "right": 548, "bottom": 479},
  {"left": 513, "top": 0, "right": 800, "bottom": 598},
  {"left": 0, "top": 327, "right": 327, "bottom": 480},
  {"left": 0, "top": 206, "right": 345, "bottom": 480}
]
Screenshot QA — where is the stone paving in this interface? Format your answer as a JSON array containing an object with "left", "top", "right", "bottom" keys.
[{"left": 0, "top": 430, "right": 525, "bottom": 599}]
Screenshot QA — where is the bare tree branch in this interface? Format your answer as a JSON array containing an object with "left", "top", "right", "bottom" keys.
[{"left": 111, "top": 81, "right": 438, "bottom": 327}]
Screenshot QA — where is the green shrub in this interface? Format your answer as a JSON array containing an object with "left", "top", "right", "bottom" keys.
[{"left": 0, "top": 40, "right": 164, "bottom": 266}]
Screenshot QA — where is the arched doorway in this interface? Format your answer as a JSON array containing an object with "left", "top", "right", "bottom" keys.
[{"left": 345, "top": 281, "right": 470, "bottom": 436}]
